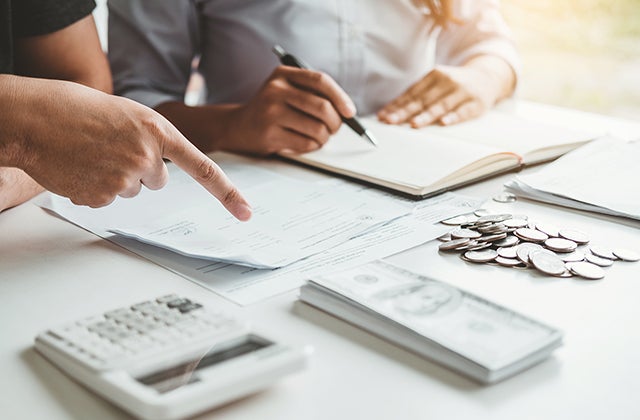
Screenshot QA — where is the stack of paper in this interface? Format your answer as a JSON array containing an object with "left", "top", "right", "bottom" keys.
[
  {"left": 37, "top": 156, "right": 483, "bottom": 305},
  {"left": 300, "top": 261, "right": 563, "bottom": 384},
  {"left": 505, "top": 137, "right": 640, "bottom": 222},
  {"left": 41, "top": 163, "right": 411, "bottom": 269}
]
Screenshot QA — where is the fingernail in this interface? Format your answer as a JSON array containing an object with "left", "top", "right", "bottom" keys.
[
  {"left": 237, "top": 204, "right": 252, "bottom": 221},
  {"left": 412, "top": 115, "right": 426, "bottom": 125},
  {"left": 387, "top": 113, "right": 399, "bottom": 123},
  {"left": 441, "top": 114, "right": 455, "bottom": 125},
  {"left": 347, "top": 101, "right": 357, "bottom": 117}
]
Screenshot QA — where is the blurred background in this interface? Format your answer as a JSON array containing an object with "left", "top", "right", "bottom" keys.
[
  {"left": 502, "top": 0, "right": 640, "bottom": 119},
  {"left": 94, "top": 0, "right": 640, "bottom": 119}
]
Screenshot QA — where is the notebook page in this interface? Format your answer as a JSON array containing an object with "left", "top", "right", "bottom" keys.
[{"left": 287, "top": 118, "right": 508, "bottom": 189}]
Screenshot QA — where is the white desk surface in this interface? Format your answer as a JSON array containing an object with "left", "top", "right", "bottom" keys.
[{"left": 2, "top": 101, "right": 639, "bottom": 420}]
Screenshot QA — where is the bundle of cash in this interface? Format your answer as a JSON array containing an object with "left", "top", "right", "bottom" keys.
[{"left": 300, "top": 261, "right": 563, "bottom": 384}]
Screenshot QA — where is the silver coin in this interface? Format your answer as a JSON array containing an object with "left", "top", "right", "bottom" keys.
[
  {"left": 437, "top": 233, "right": 452, "bottom": 242},
  {"left": 497, "top": 246, "right": 518, "bottom": 259},
  {"left": 613, "top": 248, "right": 640, "bottom": 262},
  {"left": 478, "top": 223, "right": 508, "bottom": 234},
  {"left": 503, "top": 218, "right": 528, "bottom": 229},
  {"left": 589, "top": 245, "right": 617, "bottom": 260},
  {"left": 460, "top": 253, "right": 498, "bottom": 264},
  {"left": 439, "top": 238, "right": 470, "bottom": 251},
  {"left": 464, "top": 249, "right": 498, "bottom": 263},
  {"left": 534, "top": 222, "right": 560, "bottom": 238},
  {"left": 477, "top": 214, "right": 512, "bottom": 224},
  {"left": 441, "top": 215, "right": 469, "bottom": 226},
  {"left": 454, "top": 240, "right": 480, "bottom": 251},
  {"left": 567, "top": 261, "right": 605, "bottom": 280},
  {"left": 481, "top": 232, "right": 508, "bottom": 242},
  {"left": 560, "top": 249, "right": 585, "bottom": 262},
  {"left": 495, "top": 256, "right": 523, "bottom": 267},
  {"left": 474, "top": 209, "right": 492, "bottom": 217},
  {"left": 528, "top": 248, "right": 557, "bottom": 265},
  {"left": 514, "top": 228, "right": 549, "bottom": 243},
  {"left": 451, "top": 228, "right": 482, "bottom": 240},
  {"left": 585, "top": 253, "right": 614, "bottom": 267},
  {"left": 468, "top": 242, "right": 493, "bottom": 251},
  {"left": 544, "top": 237, "right": 578, "bottom": 253},
  {"left": 559, "top": 228, "right": 590, "bottom": 245},
  {"left": 516, "top": 243, "right": 544, "bottom": 263},
  {"left": 529, "top": 250, "right": 567, "bottom": 276},
  {"left": 493, "top": 192, "right": 517, "bottom": 203},
  {"left": 493, "top": 235, "right": 520, "bottom": 248},
  {"left": 553, "top": 270, "right": 574, "bottom": 278}
]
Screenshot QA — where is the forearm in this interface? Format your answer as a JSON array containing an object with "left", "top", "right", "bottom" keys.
[
  {"left": 0, "top": 75, "right": 27, "bottom": 167},
  {"left": 155, "top": 101, "right": 242, "bottom": 153},
  {"left": 462, "top": 55, "right": 516, "bottom": 104}
]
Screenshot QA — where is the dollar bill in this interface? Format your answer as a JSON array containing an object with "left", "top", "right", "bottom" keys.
[{"left": 301, "top": 261, "right": 563, "bottom": 382}]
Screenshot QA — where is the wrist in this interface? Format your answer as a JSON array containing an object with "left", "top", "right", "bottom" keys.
[
  {"left": 463, "top": 55, "right": 516, "bottom": 105},
  {"left": 155, "top": 102, "right": 243, "bottom": 153},
  {"left": 209, "top": 104, "right": 244, "bottom": 152}
]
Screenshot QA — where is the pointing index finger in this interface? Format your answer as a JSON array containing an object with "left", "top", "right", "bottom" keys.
[{"left": 163, "top": 130, "right": 252, "bottom": 221}]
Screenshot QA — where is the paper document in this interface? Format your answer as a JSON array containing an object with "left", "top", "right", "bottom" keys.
[
  {"left": 42, "top": 163, "right": 410, "bottom": 269},
  {"left": 108, "top": 190, "right": 480, "bottom": 305},
  {"left": 505, "top": 137, "right": 640, "bottom": 221},
  {"left": 36, "top": 156, "right": 483, "bottom": 305}
]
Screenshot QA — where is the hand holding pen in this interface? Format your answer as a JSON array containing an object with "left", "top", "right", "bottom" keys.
[
  {"left": 272, "top": 45, "right": 377, "bottom": 146},
  {"left": 221, "top": 53, "right": 364, "bottom": 155}
]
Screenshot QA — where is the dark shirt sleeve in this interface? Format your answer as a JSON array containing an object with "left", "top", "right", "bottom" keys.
[{"left": 13, "top": 0, "right": 96, "bottom": 38}]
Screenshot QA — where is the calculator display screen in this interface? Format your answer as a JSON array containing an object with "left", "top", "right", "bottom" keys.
[{"left": 136, "top": 335, "right": 272, "bottom": 393}]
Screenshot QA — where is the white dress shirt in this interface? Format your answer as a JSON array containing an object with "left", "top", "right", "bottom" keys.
[{"left": 109, "top": 0, "right": 518, "bottom": 115}]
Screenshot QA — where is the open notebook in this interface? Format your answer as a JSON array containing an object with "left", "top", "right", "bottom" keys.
[{"left": 282, "top": 111, "right": 601, "bottom": 198}]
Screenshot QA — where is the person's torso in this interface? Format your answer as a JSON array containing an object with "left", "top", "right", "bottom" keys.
[
  {"left": 0, "top": 0, "right": 15, "bottom": 73},
  {"left": 194, "top": 0, "right": 439, "bottom": 115}
]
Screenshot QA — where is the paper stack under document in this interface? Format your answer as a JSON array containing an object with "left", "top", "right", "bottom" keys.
[
  {"left": 505, "top": 137, "right": 640, "bottom": 222},
  {"left": 37, "top": 155, "right": 482, "bottom": 305},
  {"left": 300, "top": 261, "right": 563, "bottom": 384},
  {"left": 41, "top": 162, "right": 411, "bottom": 269}
]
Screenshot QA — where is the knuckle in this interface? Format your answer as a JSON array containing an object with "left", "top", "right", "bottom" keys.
[
  {"left": 328, "top": 118, "right": 341, "bottom": 134},
  {"left": 194, "top": 158, "right": 220, "bottom": 184},
  {"left": 308, "top": 70, "right": 325, "bottom": 85},
  {"left": 88, "top": 193, "right": 114, "bottom": 208},
  {"left": 317, "top": 99, "right": 333, "bottom": 116},
  {"left": 310, "top": 122, "right": 328, "bottom": 140},
  {"left": 222, "top": 187, "right": 242, "bottom": 206}
]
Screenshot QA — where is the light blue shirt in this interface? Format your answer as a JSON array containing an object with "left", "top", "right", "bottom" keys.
[{"left": 109, "top": 0, "right": 518, "bottom": 115}]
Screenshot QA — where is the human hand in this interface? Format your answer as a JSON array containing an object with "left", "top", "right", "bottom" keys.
[
  {"left": 378, "top": 58, "right": 513, "bottom": 128},
  {"left": 4, "top": 77, "right": 251, "bottom": 220},
  {"left": 0, "top": 168, "right": 44, "bottom": 212},
  {"left": 224, "top": 66, "right": 356, "bottom": 155}
]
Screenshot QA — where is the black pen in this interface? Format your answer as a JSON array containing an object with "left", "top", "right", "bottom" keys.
[{"left": 272, "top": 45, "right": 378, "bottom": 147}]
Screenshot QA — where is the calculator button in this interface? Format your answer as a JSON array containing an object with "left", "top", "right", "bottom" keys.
[
  {"left": 127, "top": 318, "right": 162, "bottom": 333},
  {"left": 104, "top": 308, "right": 131, "bottom": 319},
  {"left": 166, "top": 298, "right": 191, "bottom": 309},
  {"left": 131, "top": 301, "right": 156, "bottom": 312},
  {"left": 156, "top": 294, "right": 180, "bottom": 303},
  {"left": 177, "top": 302, "right": 203, "bottom": 313},
  {"left": 111, "top": 312, "right": 144, "bottom": 325}
]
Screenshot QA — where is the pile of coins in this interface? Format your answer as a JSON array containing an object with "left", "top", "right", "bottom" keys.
[{"left": 437, "top": 210, "right": 639, "bottom": 280}]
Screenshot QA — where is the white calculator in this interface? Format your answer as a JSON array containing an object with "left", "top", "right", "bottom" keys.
[{"left": 35, "top": 294, "right": 309, "bottom": 420}]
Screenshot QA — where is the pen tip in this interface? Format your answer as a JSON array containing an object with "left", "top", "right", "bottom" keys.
[
  {"left": 272, "top": 45, "right": 286, "bottom": 58},
  {"left": 364, "top": 131, "right": 378, "bottom": 147}
]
